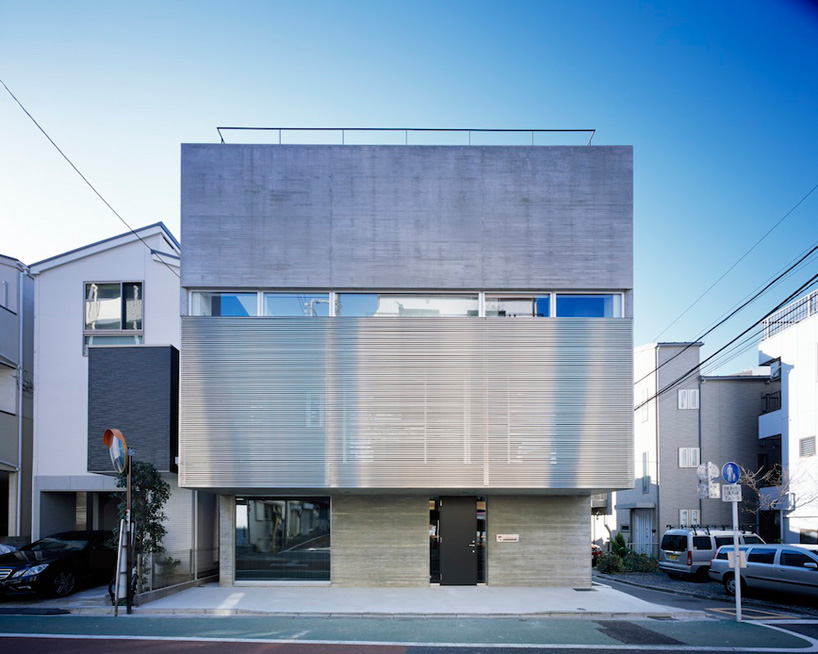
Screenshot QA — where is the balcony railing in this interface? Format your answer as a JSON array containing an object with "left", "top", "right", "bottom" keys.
[
  {"left": 761, "top": 391, "right": 781, "bottom": 415},
  {"left": 216, "top": 127, "right": 596, "bottom": 146},
  {"left": 762, "top": 290, "right": 818, "bottom": 340}
]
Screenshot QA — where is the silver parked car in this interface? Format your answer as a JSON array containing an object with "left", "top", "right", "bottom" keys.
[
  {"left": 709, "top": 543, "right": 818, "bottom": 597},
  {"left": 658, "top": 527, "right": 764, "bottom": 579}
]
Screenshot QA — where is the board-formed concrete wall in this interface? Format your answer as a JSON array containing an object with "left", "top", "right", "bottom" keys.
[
  {"left": 331, "top": 495, "right": 429, "bottom": 587},
  {"left": 487, "top": 495, "right": 591, "bottom": 586},
  {"left": 181, "top": 144, "right": 632, "bottom": 293}
]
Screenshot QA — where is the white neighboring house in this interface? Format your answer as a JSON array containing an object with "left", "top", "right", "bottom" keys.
[
  {"left": 27, "top": 224, "right": 216, "bottom": 577},
  {"left": 759, "top": 290, "right": 818, "bottom": 543},
  {"left": 0, "top": 255, "right": 33, "bottom": 543}
]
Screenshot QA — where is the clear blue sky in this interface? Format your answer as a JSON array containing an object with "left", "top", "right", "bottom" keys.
[{"left": 2, "top": 0, "right": 817, "bottom": 373}]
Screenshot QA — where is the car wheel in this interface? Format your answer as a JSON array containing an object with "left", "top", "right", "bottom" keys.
[
  {"left": 50, "top": 570, "right": 76, "bottom": 598},
  {"left": 694, "top": 567, "right": 710, "bottom": 582},
  {"left": 723, "top": 573, "right": 746, "bottom": 597}
]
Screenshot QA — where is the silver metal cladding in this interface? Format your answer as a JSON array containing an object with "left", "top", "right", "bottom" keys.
[{"left": 179, "top": 316, "right": 633, "bottom": 490}]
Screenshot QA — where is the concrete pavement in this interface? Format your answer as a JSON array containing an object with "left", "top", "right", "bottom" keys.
[{"left": 2, "top": 580, "right": 703, "bottom": 618}]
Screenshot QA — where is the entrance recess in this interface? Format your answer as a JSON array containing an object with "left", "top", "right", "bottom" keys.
[{"left": 438, "top": 496, "right": 479, "bottom": 585}]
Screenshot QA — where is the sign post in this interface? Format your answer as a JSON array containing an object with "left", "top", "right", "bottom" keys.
[
  {"left": 103, "top": 428, "right": 133, "bottom": 616},
  {"left": 722, "top": 461, "right": 743, "bottom": 622}
]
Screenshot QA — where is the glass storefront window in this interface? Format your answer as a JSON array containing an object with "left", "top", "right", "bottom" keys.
[
  {"left": 190, "top": 292, "right": 258, "bottom": 317},
  {"left": 336, "top": 294, "right": 479, "bottom": 317},
  {"left": 485, "top": 295, "right": 549, "bottom": 317},
  {"left": 263, "top": 293, "right": 330, "bottom": 317},
  {"left": 555, "top": 294, "right": 620, "bottom": 318},
  {"left": 235, "top": 498, "right": 330, "bottom": 581}
]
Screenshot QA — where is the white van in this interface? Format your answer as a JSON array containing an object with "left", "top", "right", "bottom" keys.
[{"left": 659, "top": 527, "right": 764, "bottom": 579}]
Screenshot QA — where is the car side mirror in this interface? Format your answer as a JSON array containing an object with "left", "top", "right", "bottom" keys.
[{"left": 804, "top": 562, "right": 817, "bottom": 570}]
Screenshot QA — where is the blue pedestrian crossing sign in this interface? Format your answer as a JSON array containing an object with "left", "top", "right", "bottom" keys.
[{"left": 722, "top": 462, "right": 741, "bottom": 484}]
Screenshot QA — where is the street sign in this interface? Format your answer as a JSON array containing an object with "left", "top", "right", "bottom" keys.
[
  {"left": 722, "top": 461, "right": 741, "bottom": 484},
  {"left": 722, "top": 484, "right": 742, "bottom": 502},
  {"left": 698, "top": 478, "right": 722, "bottom": 499}
]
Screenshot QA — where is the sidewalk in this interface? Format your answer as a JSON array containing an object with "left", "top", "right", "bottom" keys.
[{"left": 2, "top": 580, "right": 703, "bottom": 618}]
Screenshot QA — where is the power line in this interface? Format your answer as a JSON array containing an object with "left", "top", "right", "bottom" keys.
[
  {"left": 0, "top": 79, "right": 180, "bottom": 279},
  {"left": 653, "top": 181, "right": 818, "bottom": 341},
  {"left": 634, "top": 241, "right": 818, "bottom": 387},
  {"left": 635, "top": 272, "right": 818, "bottom": 412}
]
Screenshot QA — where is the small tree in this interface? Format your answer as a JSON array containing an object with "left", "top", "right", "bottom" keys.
[
  {"left": 611, "top": 531, "right": 629, "bottom": 558},
  {"left": 113, "top": 460, "right": 171, "bottom": 560},
  {"left": 740, "top": 463, "right": 818, "bottom": 516}
]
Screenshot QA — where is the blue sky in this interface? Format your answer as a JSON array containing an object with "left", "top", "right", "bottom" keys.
[{"left": 2, "top": 0, "right": 817, "bottom": 373}]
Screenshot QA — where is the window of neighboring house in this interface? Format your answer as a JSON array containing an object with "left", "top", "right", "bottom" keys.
[
  {"left": 678, "top": 389, "right": 700, "bottom": 410},
  {"left": 678, "top": 447, "right": 700, "bottom": 468},
  {"left": 800, "top": 436, "right": 816, "bottom": 458},
  {"left": 84, "top": 282, "right": 143, "bottom": 354},
  {"left": 641, "top": 451, "right": 649, "bottom": 493},
  {"left": 0, "top": 366, "right": 16, "bottom": 414},
  {"left": 640, "top": 388, "right": 649, "bottom": 422},
  {"left": 679, "top": 509, "right": 700, "bottom": 527}
]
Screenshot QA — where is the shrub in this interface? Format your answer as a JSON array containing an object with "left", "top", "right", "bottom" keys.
[
  {"left": 596, "top": 552, "right": 625, "bottom": 574},
  {"left": 623, "top": 550, "right": 659, "bottom": 572}
]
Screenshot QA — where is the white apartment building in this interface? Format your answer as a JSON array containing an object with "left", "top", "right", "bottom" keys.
[{"left": 759, "top": 290, "right": 818, "bottom": 543}]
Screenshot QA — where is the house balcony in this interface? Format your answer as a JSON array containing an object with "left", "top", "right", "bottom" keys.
[{"left": 759, "top": 408, "right": 784, "bottom": 441}]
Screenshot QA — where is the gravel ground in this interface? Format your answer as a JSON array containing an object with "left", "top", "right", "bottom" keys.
[{"left": 595, "top": 570, "right": 818, "bottom": 617}]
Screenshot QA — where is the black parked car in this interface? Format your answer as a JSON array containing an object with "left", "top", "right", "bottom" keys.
[{"left": 0, "top": 531, "right": 116, "bottom": 598}]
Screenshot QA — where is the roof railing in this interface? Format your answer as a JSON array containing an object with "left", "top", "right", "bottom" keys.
[
  {"left": 762, "top": 289, "right": 818, "bottom": 341},
  {"left": 216, "top": 127, "right": 596, "bottom": 146}
]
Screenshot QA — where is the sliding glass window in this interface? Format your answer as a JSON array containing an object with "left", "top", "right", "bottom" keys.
[
  {"left": 555, "top": 294, "right": 620, "bottom": 318},
  {"left": 485, "top": 295, "right": 550, "bottom": 318},
  {"left": 235, "top": 498, "right": 330, "bottom": 582},
  {"left": 336, "top": 294, "right": 479, "bottom": 317},
  {"left": 190, "top": 292, "right": 257, "bottom": 316},
  {"left": 264, "top": 293, "right": 330, "bottom": 317}
]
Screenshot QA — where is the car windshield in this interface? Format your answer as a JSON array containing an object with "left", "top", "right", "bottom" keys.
[{"left": 25, "top": 536, "right": 89, "bottom": 552}]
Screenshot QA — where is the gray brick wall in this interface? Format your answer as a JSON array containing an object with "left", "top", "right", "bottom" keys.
[
  {"left": 331, "top": 495, "right": 429, "bottom": 587},
  {"left": 87, "top": 346, "right": 178, "bottom": 473},
  {"left": 487, "top": 495, "right": 591, "bottom": 586}
]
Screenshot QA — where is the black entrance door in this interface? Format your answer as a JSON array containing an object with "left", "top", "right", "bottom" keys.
[{"left": 439, "top": 496, "right": 478, "bottom": 585}]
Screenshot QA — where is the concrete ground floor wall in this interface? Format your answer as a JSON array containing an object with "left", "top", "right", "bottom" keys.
[{"left": 218, "top": 492, "right": 592, "bottom": 588}]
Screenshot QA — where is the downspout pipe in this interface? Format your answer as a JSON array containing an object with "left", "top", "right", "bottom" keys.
[{"left": 15, "top": 261, "right": 29, "bottom": 537}]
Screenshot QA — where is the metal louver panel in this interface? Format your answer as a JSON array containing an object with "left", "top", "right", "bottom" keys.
[{"left": 180, "top": 317, "right": 633, "bottom": 490}]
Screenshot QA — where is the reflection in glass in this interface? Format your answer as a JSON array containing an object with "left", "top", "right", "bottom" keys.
[
  {"left": 235, "top": 498, "right": 330, "bottom": 581},
  {"left": 556, "top": 294, "right": 619, "bottom": 318},
  {"left": 190, "top": 292, "right": 257, "bottom": 317},
  {"left": 85, "top": 283, "right": 123, "bottom": 330},
  {"left": 336, "top": 294, "right": 478, "bottom": 317},
  {"left": 264, "top": 293, "right": 329, "bottom": 317},
  {"left": 485, "top": 296, "right": 549, "bottom": 317},
  {"left": 123, "top": 283, "right": 143, "bottom": 330}
]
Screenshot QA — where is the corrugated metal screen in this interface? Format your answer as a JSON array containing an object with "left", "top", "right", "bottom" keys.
[{"left": 180, "top": 317, "right": 633, "bottom": 490}]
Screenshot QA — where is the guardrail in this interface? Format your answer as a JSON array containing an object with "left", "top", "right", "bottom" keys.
[
  {"left": 216, "top": 127, "right": 596, "bottom": 146},
  {"left": 762, "top": 289, "right": 818, "bottom": 340}
]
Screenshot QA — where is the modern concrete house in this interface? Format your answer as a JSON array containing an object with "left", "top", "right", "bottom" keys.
[
  {"left": 180, "top": 137, "right": 634, "bottom": 587},
  {"left": 0, "top": 255, "right": 33, "bottom": 543},
  {"left": 28, "top": 225, "right": 217, "bottom": 581},
  {"left": 617, "top": 342, "right": 768, "bottom": 555},
  {"left": 758, "top": 290, "right": 818, "bottom": 543}
]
